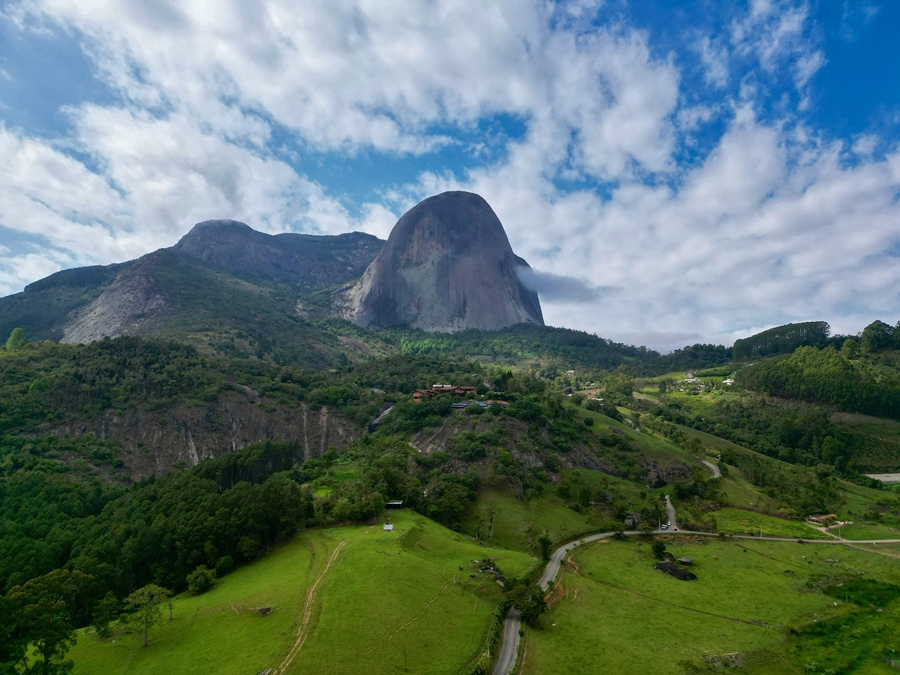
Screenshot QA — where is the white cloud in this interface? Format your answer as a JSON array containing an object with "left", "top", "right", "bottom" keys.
[
  {"left": 0, "top": 248, "right": 75, "bottom": 297},
  {"left": 694, "top": 35, "right": 729, "bottom": 88},
  {"left": 851, "top": 134, "right": 878, "bottom": 156},
  {"left": 731, "top": 0, "right": 825, "bottom": 96}
]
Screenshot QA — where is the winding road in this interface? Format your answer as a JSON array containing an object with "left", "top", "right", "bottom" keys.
[
  {"left": 702, "top": 459, "right": 722, "bottom": 478},
  {"left": 490, "top": 497, "right": 900, "bottom": 675}
]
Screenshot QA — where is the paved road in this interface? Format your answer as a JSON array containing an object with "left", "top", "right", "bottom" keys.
[
  {"left": 701, "top": 459, "right": 721, "bottom": 478},
  {"left": 491, "top": 608, "right": 522, "bottom": 675},
  {"left": 492, "top": 532, "right": 618, "bottom": 675},
  {"left": 664, "top": 495, "right": 678, "bottom": 531}
]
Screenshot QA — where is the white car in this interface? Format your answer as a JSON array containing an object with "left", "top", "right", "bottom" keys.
[{"left": 660, "top": 524, "right": 668, "bottom": 530}]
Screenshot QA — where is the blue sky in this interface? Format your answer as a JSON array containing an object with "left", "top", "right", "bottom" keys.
[{"left": 1, "top": 0, "right": 899, "bottom": 350}]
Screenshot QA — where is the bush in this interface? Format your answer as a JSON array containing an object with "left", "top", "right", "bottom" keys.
[
  {"left": 215, "top": 556, "right": 234, "bottom": 577},
  {"left": 186, "top": 565, "right": 216, "bottom": 594},
  {"left": 583, "top": 417, "right": 594, "bottom": 427}
]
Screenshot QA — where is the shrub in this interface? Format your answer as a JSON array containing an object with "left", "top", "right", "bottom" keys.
[
  {"left": 186, "top": 565, "right": 216, "bottom": 594},
  {"left": 215, "top": 556, "right": 234, "bottom": 577}
]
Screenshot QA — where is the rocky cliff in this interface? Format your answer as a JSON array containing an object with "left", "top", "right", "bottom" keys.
[
  {"left": 345, "top": 191, "right": 543, "bottom": 332},
  {"left": 53, "top": 390, "right": 360, "bottom": 480}
]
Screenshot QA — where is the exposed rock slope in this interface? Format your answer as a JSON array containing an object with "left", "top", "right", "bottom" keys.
[
  {"left": 54, "top": 391, "right": 360, "bottom": 480},
  {"left": 62, "top": 253, "right": 169, "bottom": 344},
  {"left": 346, "top": 191, "right": 543, "bottom": 332}
]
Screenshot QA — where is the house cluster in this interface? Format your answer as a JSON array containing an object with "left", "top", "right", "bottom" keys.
[{"left": 412, "top": 384, "right": 477, "bottom": 403}]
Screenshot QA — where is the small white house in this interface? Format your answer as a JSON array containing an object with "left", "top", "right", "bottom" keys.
[
  {"left": 722, "top": 378, "right": 735, "bottom": 385},
  {"left": 383, "top": 523, "right": 394, "bottom": 531}
]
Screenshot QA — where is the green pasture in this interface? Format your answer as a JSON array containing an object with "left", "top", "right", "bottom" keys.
[
  {"left": 832, "top": 523, "right": 900, "bottom": 540},
  {"left": 69, "top": 511, "right": 533, "bottom": 675},
  {"left": 461, "top": 489, "right": 600, "bottom": 554},
  {"left": 710, "top": 508, "right": 829, "bottom": 539},
  {"left": 523, "top": 537, "right": 900, "bottom": 675},
  {"left": 716, "top": 469, "right": 782, "bottom": 513}
]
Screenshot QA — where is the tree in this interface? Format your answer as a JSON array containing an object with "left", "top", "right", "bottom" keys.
[
  {"left": 538, "top": 533, "right": 553, "bottom": 562},
  {"left": 186, "top": 566, "right": 216, "bottom": 594},
  {"left": 6, "top": 569, "right": 91, "bottom": 675},
  {"left": 215, "top": 556, "right": 234, "bottom": 577},
  {"left": 860, "top": 320, "right": 894, "bottom": 353},
  {"left": 5, "top": 327, "right": 26, "bottom": 351},
  {"left": 651, "top": 540, "right": 667, "bottom": 560},
  {"left": 0, "top": 595, "right": 26, "bottom": 672},
  {"left": 841, "top": 338, "right": 860, "bottom": 359},
  {"left": 92, "top": 592, "right": 119, "bottom": 639},
  {"left": 508, "top": 583, "right": 547, "bottom": 624},
  {"left": 122, "top": 584, "right": 171, "bottom": 648}
]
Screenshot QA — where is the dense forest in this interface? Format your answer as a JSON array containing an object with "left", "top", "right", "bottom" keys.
[
  {"left": 731, "top": 321, "right": 832, "bottom": 361},
  {"left": 736, "top": 345, "right": 900, "bottom": 420}
]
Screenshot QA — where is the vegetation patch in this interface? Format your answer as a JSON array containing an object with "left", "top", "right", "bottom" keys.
[{"left": 710, "top": 508, "right": 829, "bottom": 539}]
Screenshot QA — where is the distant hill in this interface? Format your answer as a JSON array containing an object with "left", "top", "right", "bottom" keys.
[{"left": 732, "top": 321, "right": 832, "bottom": 360}]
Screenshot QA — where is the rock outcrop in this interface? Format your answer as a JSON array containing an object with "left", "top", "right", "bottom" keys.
[
  {"left": 346, "top": 191, "right": 543, "bottom": 332},
  {"left": 53, "top": 391, "right": 360, "bottom": 480},
  {"left": 62, "top": 253, "right": 169, "bottom": 344}
]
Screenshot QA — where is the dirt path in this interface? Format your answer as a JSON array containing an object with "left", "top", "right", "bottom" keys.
[{"left": 277, "top": 539, "right": 348, "bottom": 674}]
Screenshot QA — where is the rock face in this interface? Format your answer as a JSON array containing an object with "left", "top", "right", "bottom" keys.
[
  {"left": 62, "top": 253, "right": 169, "bottom": 344},
  {"left": 174, "top": 220, "right": 383, "bottom": 289},
  {"left": 346, "top": 191, "right": 543, "bottom": 332},
  {"left": 53, "top": 391, "right": 360, "bottom": 480}
]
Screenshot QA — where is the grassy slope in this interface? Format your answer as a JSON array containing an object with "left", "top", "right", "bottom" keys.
[
  {"left": 523, "top": 538, "right": 900, "bottom": 675},
  {"left": 69, "top": 511, "right": 533, "bottom": 675},
  {"left": 710, "top": 508, "right": 829, "bottom": 539},
  {"left": 577, "top": 407, "right": 701, "bottom": 467},
  {"left": 461, "top": 489, "right": 600, "bottom": 554}
]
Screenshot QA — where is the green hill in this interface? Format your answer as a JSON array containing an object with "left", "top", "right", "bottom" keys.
[{"left": 68, "top": 511, "right": 533, "bottom": 675}]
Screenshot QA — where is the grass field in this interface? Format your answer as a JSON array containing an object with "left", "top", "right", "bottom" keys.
[
  {"left": 523, "top": 537, "right": 900, "bottom": 674},
  {"left": 831, "top": 523, "right": 900, "bottom": 540},
  {"left": 710, "top": 508, "right": 829, "bottom": 539},
  {"left": 461, "top": 489, "right": 600, "bottom": 554},
  {"left": 838, "top": 479, "right": 889, "bottom": 516},
  {"left": 716, "top": 467, "right": 782, "bottom": 513},
  {"left": 68, "top": 511, "right": 533, "bottom": 675}
]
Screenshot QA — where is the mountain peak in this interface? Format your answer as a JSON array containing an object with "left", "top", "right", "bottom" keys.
[{"left": 346, "top": 191, "right": 543, "bottom": 332}]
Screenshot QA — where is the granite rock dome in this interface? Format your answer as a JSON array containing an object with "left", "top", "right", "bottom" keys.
[{"left": 347, "top": 191, "right": 543, "bottom": 332}]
